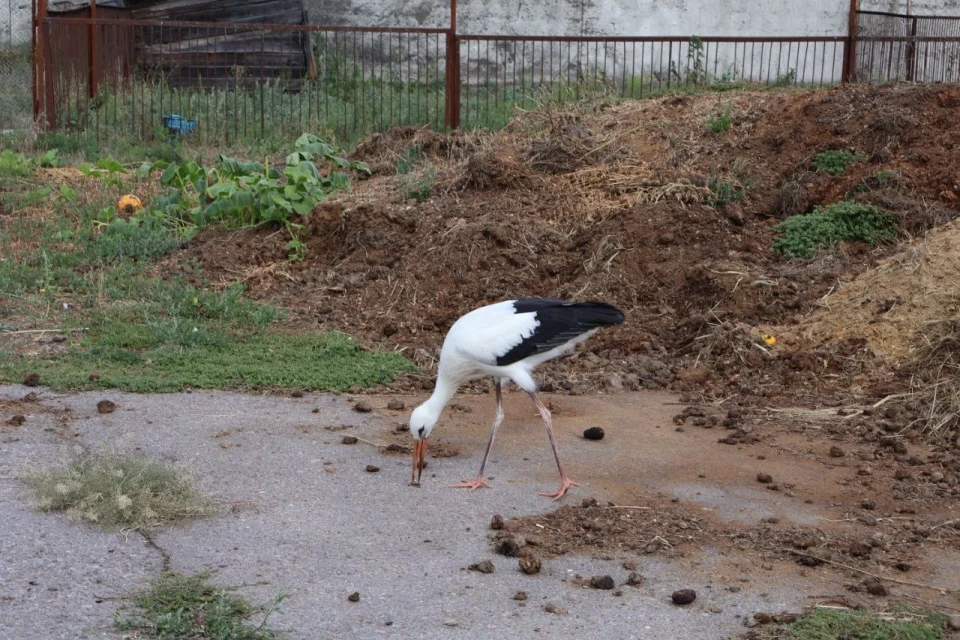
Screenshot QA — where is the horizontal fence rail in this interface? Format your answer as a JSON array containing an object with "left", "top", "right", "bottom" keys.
[{"left": 33, "top": 15, "right": 960, "bottom": 144}]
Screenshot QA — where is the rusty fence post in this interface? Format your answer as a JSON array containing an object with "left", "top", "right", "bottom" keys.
[
  {"left": 842, "top": 0, "right": 859, "bottom": 82},
  {"left": 444, "top": 31, "right": 460, "bottom": 130},
  {"left": 89, "top": 0, "right": 99, "bottom": 98},
  {"left": 905, "top": 16, "right": 918, "bottom": 82}
]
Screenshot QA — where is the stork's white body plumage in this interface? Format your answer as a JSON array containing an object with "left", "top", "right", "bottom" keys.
[{"left": 409, "top": 298, "right": 625, "bottom": 499}]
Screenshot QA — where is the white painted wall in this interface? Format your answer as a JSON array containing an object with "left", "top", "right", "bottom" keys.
[{"left": 305, "top": 0, "right": 960, "bottom": 34}]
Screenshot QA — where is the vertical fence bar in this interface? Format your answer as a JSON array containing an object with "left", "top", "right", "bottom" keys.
[
  {"left": 444, "top": 31, "right": 460, "bottom": 129},
  {"left": 906, "top": 17, "right": 918, "bottom": 81},
  {"left": 88, "top": 0, "right": 98, "bottom": 99}
]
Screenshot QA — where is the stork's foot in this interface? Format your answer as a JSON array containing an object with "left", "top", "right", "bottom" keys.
[
  {"left": 538, "top": 477, "right": 579, "bottom": 500},
  {"left": 451, "top": 477, "right": 492, "bottom": 491}
]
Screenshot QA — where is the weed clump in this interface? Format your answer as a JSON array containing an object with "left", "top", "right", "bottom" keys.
[
  {"left": 773, "top": 201, "right": 896, "bottom": 259},
  {"left": 812, "top": 149, "right": 866, "bottom": 176},
  {"left": 776, "top": 605, "right": 947, "bottom": 640},
  {"left": 24, "top": 452, "right": 216, "bottom": 530},
  {"left": 117, "top": 571, "right": 285, "bottom": 640}
]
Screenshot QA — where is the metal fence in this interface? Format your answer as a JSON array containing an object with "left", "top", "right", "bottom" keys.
[
  {"left": 37, "top": 17, "right": 447, "bottom": 144},
  {"left": 0, "top": 0, "right": 32, "bottom": 134},
  {"left": 856, "top": 10, "right": 960, "bottom": 82},
  {"left": 30, "top": 9, "right": 960, "bottom": 144}
]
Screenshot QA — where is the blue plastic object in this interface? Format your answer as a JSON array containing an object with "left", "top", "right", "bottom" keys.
[{"left": 162, "top": 114, "right": 198, "bottom": 137}]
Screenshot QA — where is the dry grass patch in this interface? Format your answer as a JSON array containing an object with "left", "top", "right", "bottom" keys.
[{"left": 24, "top": 451, "right": 216, "bottom": 530}]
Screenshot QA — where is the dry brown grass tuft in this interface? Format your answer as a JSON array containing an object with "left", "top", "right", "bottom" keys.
[
  {"left": 909, "top": 312, "right": 960, "bottom": 439},
  {"left": 24, "top": 451, "right": 217, "bottom": 530}
]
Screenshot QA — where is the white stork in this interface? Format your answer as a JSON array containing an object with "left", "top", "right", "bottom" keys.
[{"left": 409, "top": 298, "right": 625, "bottom": 499}]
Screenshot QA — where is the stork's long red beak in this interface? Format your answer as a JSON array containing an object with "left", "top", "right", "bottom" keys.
[{"left": 411, "top": 438, "right": 427, "bottom": 485}]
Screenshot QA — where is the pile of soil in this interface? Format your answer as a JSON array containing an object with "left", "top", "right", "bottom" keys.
[{"left": 158, "top": 84, "right": 960, "bottom": 421}]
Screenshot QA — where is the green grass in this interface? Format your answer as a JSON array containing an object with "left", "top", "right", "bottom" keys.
[
  {"left": 776, "top": 606, "right": 947, "bottom": 640},
  {"left": 707, "top": 104, "right": 732, "bottom": 134},
  {"left": 773, "top": 201, "right": 897, "bottom": 259},
  {"left": 0, "top": 150, "right": 414, "bottom": 392},
  {"left": 812, "top": 149, "right": 866, "bottom": 176},
  {"left": 1, "top": 332, "right": 415, "bottom": 392},
  {"left": 116, "top": 571, "right": 285, "bottom": 639},
  {"left": 24, "top": 452, "right": 216, "bottom": 530}
]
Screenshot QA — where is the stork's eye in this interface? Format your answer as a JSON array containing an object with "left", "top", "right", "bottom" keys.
[{"left": 418, "top": 427, "right": 426, "bottom": 437}]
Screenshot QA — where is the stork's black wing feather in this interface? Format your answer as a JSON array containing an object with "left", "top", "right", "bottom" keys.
[{"left": 495, "top": 299, "right": 625, "bottom": 366}]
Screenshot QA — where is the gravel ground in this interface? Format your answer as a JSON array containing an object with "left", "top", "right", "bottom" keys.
[{"left": 1, "top": 384, "right": 829, "bottom": 639}]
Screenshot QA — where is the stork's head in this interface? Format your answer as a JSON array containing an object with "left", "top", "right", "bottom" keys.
[{"left": 409, "top": 402, "right": 440, "bottom": 485}]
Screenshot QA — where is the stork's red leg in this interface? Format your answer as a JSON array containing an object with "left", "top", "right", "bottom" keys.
[
  {"left": 528, "top": 391, "right": 579, "bottom": 500},
  {"left": 451, "top": 380, "right": 504, "bottom": 491}
]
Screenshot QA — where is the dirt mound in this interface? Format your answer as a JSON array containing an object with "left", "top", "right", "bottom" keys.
[
  {"left": 159, "top": 84, "right": 960, "bottom": 412},
  {"left": 787, "top": 218, "right": 960, "bottom": 363}
]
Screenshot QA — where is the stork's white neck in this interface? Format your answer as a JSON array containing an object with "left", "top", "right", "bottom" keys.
[{"left": 423, "top": 372, "right": 459, "bottom": 414}]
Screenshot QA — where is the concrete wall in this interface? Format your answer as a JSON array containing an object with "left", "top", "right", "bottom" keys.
[
  {"left": 305, "top": 0, "right": 960, "bottom": 35},
  {"left": 1, "top": 0, "right": 32, "bottom": 47}
]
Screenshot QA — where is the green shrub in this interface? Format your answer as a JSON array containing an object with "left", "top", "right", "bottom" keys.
[
  {"left": 706, "top": 177, "right": 746, "bottom": 208},
  {"left": 773, "top": 201, "right": 896, "bottom": 259},
  {"left": 812, "top": 149, "right": 865, "bottom": 175}
]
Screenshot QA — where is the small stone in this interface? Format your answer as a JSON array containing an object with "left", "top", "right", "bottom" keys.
[
  {"left": 387, "top": 399, "right": 405, "bottom": 411},
  {"left": 543, "top": 602, "right": 567, "bottom": 615},
  {"left": 365, "top": 465, "right": 380, "bottom": 473},
  {"left": 860, "top": 499, "right": 876, "bottom": 510},
  {"left": 864, "top": 577, "right": 889, "bottom": 597},
  {"left": 7, "top": 415, "right": 25, "bottom": 426},
  {"left": 753, "top": 612, "right": 773, "bottom": 624},
  {"left": 829, "top": 445, "right": 845, "bottom": 458},
  {"left": 443, "top": 619, "right": 459, "bottom": 627},
  {"left": 311, "top": 408, "right": 320, "bottom": 414},
  {"left": 671, "top": 589, "right": 697, "bottom": 605},
  {"left": 894, "top": 562, "right": 912, "bottom": 572},
  {"left": 291, "top": 390, "right": 304, "bottom": 398},
  {"left": 947, "top": 614, "right": 960, "bottom": 631},
  {"left": 490, "top": 514, "right": 505, "bottom": 530},
  {"left": 96, "top": 400, "right": 116, "bottom": 414},
  {"left": 622, "top": 561, "right": 637, "bottom": 571},
  {"left": 756, "top": 473, "right": 773, "bottom": 484},
  {"left": 353, "top": 401, "right": 373, "bottom": 413},
  {"left": 894, "top": 468, "right": 912, "bottom": 481},
  {"left": 513, "top": 591, "right": 528, "bottom": 601},
  {"left": 347, "top": 591, "right": 360, "bottom": 602},
  {"left": 23, "top": 373, "right": 40, "bottom": 387},
  {"left": 858, "top": 465, "right": 874, "bottom": 476},
  {"left": 583, "top": 427, "right": 605, "bottom": 440},
  {"left": 581, "top": 497, "right": 598, "bottom": 508},
  {"left": 625, "top": 572, "right": 644, "bottom": 586},
  {"left": 496, "top": 537, "right": 521, "bottom": 557},
  {"left": 342, "top": 436, "right": 359, "bottom": 445},
  {"left": 772, "top": 613, "right": 798, "bottom": 624},
  {"left": 519, "top": 557, "right": 542, "bottom": 575},
  {"left": 468, "top": 560, "right": 495, "bottom": 574},
  {"left": 590, "top": 575, "right": 615, "bottom": 590},
  {"left": 613, "top": 589, "right": 623, "bottom": 596},
  {"left": 21, "top": 392, "right": 37, "bottom": 402}
]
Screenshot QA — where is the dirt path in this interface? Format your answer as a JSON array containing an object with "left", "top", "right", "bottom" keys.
[{"left": 1, "top": 384, "right": 958, "bottom": 639}]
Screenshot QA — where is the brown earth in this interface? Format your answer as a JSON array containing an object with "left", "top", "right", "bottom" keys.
[{"left": 158, "top": 84, "right": 960, "bottom": 444}]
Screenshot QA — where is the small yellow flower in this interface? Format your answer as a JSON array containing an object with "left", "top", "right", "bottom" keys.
[{"left": 762, "top": 335, "right": 777, "bottom": 346}]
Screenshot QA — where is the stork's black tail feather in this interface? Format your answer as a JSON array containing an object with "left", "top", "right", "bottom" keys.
[{"left": 574, "top": 301, "right": 626, "bottom": 326}]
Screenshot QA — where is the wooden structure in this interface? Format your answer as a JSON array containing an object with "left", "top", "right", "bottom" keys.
[{"left": 129, "top": 0, "right": 310, "bottom": 89}]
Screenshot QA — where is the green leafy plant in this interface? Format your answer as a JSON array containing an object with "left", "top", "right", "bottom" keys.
[
  {"left": 131, "top": 134, "right": 368, "bottom": 261},
  {"left": 687, "top": 36, "right": 707, "bottom": 86},
  {"left": 78, "top": 156, "right": 128, "bottom": 188},
  {"left": 812, "top": 149, "right": 866, "bottom": 176},
  {"left": 773, "top": 201, "right": 896, "bottom": 259},
  {"left": 776, "top": 605, "right": 946, "bottom": 640},
  {"left": 395, "top": 145, "right": 436, "bottom": 202},
  {"left": 38, "top": 149, "right": 60, "bottom": 168},
  {"left": 0, "top": 149, "right": 33, "bottom": 178}
]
